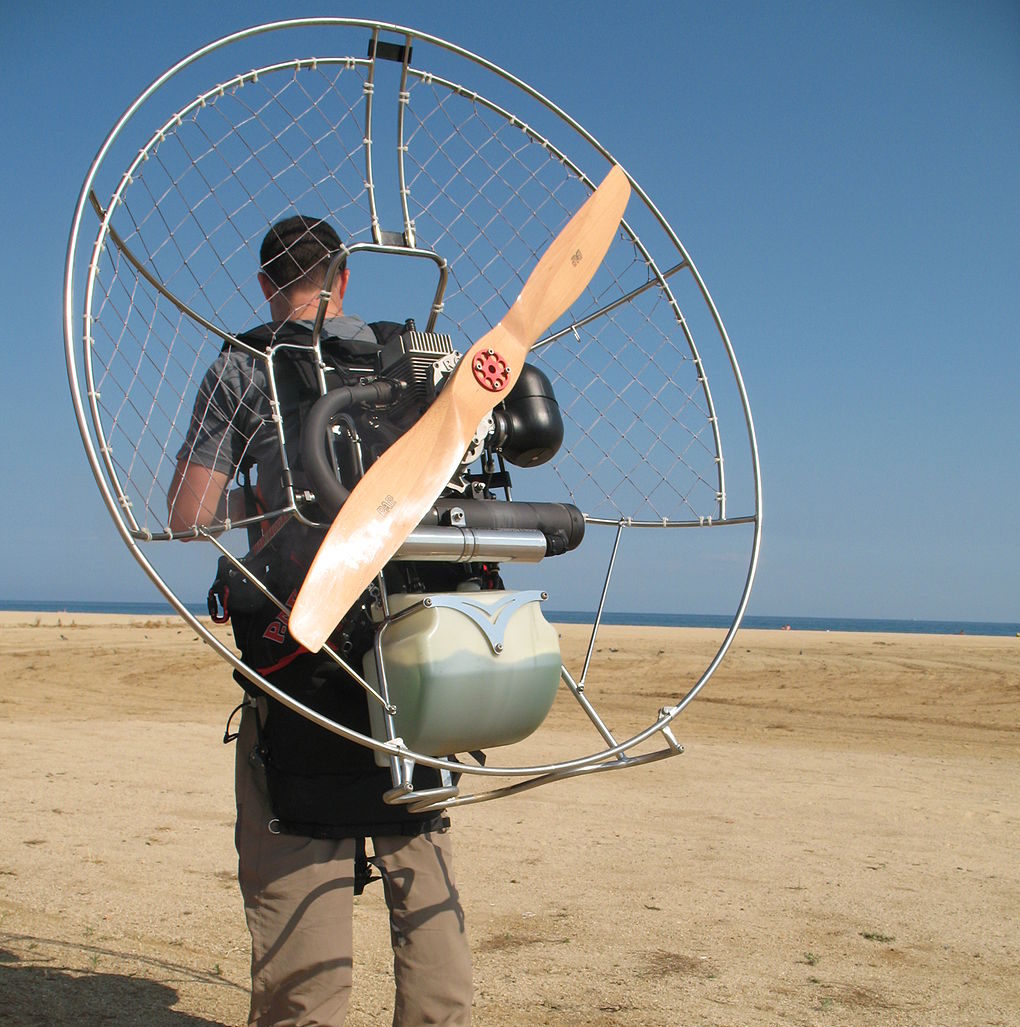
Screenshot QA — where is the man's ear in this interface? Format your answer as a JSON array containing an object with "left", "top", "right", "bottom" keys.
[
  {"left": 257, "top": 271, "right": 275, "bottom": 301},
  {"left": 337, "top": 267, "right": 351, "bottom": 301}
]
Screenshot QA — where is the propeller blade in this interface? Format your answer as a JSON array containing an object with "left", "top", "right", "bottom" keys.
[{"left": 289, "top": 165, "right": 631, "bottom": 651}]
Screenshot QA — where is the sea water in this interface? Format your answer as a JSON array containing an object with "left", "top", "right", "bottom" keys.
[{"left": 2, "top": 600, "right": 1017, "bottom": 637}]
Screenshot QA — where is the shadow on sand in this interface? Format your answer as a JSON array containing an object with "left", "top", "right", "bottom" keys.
[{"left": 0, "top": 943, "right": 239, "bottom": 1026}]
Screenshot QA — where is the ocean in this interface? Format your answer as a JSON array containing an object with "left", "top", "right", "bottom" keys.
[{"left": 2, "top": 600, "right": 1017, "bottom": 637}]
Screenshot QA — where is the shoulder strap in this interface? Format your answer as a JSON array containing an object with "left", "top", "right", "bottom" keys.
[
  {"left": 368, "top": 319, "right": 413, "bottom": 349},
  {"left": 234, "top": 318, "right": 411, "bottom": 508},
  {"left": 230, "top": 318, "right": 413, "bottom": 361},
  {"left": 231, "top": 322, "right": 279, "bottom": 353}
]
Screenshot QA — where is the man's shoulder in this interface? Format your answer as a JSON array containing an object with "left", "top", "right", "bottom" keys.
[{"left": 321, "top": 314, "right": 377, "bottom": 344}]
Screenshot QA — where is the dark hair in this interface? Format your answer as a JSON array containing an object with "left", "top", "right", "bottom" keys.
[{"left": 259, "top": 215, "right": 345, "bottom": 294}]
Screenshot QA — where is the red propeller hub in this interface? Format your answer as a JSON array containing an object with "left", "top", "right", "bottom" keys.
[{"left": 472, "top": 349, "right": 511, "bottom": 392}]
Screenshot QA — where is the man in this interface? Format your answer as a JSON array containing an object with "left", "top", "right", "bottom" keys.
[{"left": 169, "top": 216, "right": 473, "bottom": 1027}]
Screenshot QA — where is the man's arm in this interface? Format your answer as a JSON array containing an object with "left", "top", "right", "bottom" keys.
[
  {"left": 168, "top": 348, "right": 251, "bottom": 535},
  {"left": 167, "top": 458, "right": 232, "bottom": 534}
]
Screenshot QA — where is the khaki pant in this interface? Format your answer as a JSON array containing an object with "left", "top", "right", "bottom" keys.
[{"left": 235, "top": 705, "right": 473, "bottom": 1026}]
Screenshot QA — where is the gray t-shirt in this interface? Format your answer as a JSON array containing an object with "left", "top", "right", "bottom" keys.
[{"left": 176, "top": 315, "right": 377, "bottom": 514}]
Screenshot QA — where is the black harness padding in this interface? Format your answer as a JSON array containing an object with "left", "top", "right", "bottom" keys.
[
  {"left": 247, "top": 648, "right": 445, "bottom": 839},
  {"left": 217, "top": 317, "right": 449, "bottom": 840},
  {"left": 231, "top": 319, "right": 411, "bottom": 520}
]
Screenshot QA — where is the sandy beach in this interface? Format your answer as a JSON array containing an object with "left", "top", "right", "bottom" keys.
[{"left": 0, "top": 611, "right": 1016, "bottom": 1026}]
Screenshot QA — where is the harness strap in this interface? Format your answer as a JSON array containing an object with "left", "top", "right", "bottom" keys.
[{"left": 354, "top": 837, "right": 376, "bottom": 895}]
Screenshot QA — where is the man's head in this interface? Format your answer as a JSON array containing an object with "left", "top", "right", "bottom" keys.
[{"left": 258, "top": 215, "right": 349, "bottom": 320}]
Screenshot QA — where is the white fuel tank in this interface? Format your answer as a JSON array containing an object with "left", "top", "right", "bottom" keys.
[{"left": 364, "top": 590, "right": 561, "bottom": 764}]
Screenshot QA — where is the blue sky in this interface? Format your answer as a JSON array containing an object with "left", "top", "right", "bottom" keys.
[{"left": 2, "top": 1, "right": 1017, "bottom": 622}]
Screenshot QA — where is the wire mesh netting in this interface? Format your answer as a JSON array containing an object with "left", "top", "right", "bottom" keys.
[
  {"left": 400, "top": 73, "right": 723, "bottom": 525},
  {"left": 81, "top": 48, "right": 735, "bottom": 540}
]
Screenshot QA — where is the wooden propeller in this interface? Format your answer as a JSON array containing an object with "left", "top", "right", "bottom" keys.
[{"left": 289, "top": 165, "right": 631, "bottom": 652}]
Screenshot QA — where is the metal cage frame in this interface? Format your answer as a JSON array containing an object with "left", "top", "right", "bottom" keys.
[{"left": 64, "top": 18, "right": 762, "bottom": 810}]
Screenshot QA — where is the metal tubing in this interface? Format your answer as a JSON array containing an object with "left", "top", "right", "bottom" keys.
[
  {"left": 580, "top": 520, "right": 625, "bottom": 686},
  {"left": 394, "top": 526, "right": 548, "bottom": 562},
  {"left": 533, "top": 259, "right": 688, "bottom": 351},
  {"left": 559, "top": 664, "right": 619, "bottom": 748}
]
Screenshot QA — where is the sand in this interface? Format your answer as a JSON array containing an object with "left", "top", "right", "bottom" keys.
[{"left": 0, "top": 611, "right": 1017, "bottom": 1026}]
